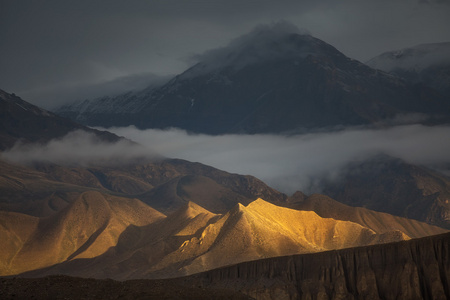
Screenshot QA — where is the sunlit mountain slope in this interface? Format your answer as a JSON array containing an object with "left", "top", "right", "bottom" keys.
[
  {"left": 0, "top": 191, "right": 164, "bottom": 276},
  {"left": 289, "top": 193, "right": 448, "bottom": 238},
  {"left": 15, "top": 199, "right": 427, "bottom": 280}
]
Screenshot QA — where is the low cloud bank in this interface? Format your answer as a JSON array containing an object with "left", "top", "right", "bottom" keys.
[
  {"left": 2, "top": 124, "right": 449, "bottom": 195},
  {"left": 0, "top": 130, "right": 159, "bottom": 166},
  {"left": 105, "top": 124, "right": 450, "bottom": 194}
]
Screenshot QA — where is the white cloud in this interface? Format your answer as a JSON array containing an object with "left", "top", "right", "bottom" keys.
[
  {"left": 104, "top": 124, "right": 450, "bottom": 194},
  {"left": 0, "top": 130, "right": 159, "bottom": 166},
  {"left": 2, "top": 124, "right": 449, "bottom": 195}
]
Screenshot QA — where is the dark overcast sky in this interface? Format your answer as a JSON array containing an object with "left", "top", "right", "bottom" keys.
[{"left": 1, "top": 0, "right": 450, "bottom": 108}]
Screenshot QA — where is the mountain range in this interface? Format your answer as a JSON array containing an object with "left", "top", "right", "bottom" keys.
[
  {"left": 0, "top": 143, "right": 446, "bottom": 279},
  {"left": 53, "top": 27, "right": 450, "bottom": 230},
  {"left": 2, "top": 195, "right": 446, "bottom": 279},
  {"left": 56, "top": 28, "right": 450, "bottom": 134}
]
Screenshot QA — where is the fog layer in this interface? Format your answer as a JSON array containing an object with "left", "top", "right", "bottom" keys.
[
  {"left": 2, "top": 125, "right": 449, "bottom": 195},
  {"left": 105, "top": 124, "right": 450, "bottom": 194},
  {"left": 0, "top": 130, "right": 158, "bottom": 166}
]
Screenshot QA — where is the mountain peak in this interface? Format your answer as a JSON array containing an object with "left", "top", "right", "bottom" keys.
[
  {"left": 171, "top": 201, "right": 215, "bottom": 221},
  {"left": 183, "top": 22, "right": 341, "bottom": 78},
  {"left": 55, "top": 25, "right": 450, "bottom": 134}
]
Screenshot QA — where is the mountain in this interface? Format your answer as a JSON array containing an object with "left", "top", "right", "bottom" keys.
[
  {"left": 367, "top": 42, "right": 450, "bottom": 98},
  {"left": 1, "top": 150, "right": 447, "bottom": 279},
  {"left": 0, "top": 191, "right": 164, "bottom": 276},
  {"left": 9, "top": 199, "right": 446, "bottom": 280},
  {"left": 0, "top": 157, "right": 286, "bottom": 218},
  {"left": 56, "top": 24, "right": 450, "bottom": 134},
  {"left": 318, "top": 155, "right": 450, "bottom": 229},
  {"left": 53, "top": 73, "right": 172, "bottom": 125},
  {"left": 0, "top": 89, "right": 121, "bottom": 151}
]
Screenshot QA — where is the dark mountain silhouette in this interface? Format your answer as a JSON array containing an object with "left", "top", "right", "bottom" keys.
[
  {"left": 57, "top": 25, "right": 450, "bottom": 134},
  {"left": 185, "top": 232, "right": 450, "bottom": 300},
  {"left": 0, "top": 89, "right": 120, "bottom": 151}
]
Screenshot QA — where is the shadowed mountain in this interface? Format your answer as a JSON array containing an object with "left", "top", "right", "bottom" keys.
[
  {"left": 0, "top": 158, "right": 286, "bottom": 218},
  {"left": 14, "top": 198, "right": 445, "bottom": 280},
  {"left": 139, "top": 174, "right": 262, "bottom": 215},
  {"left": 57, "top": 24, "right": 450, "bottom": 134},
  {"left": 319, "top": 155, "right": 450, "bottom": 229},
  {"left": 81, "top": 158, "right": 287, "bottom": 214},
  {"left": 0, "top": 89, "right": 121, "bottom": 151}
]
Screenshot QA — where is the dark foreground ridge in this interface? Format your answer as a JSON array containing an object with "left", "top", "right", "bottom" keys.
[
  {"left": 184, "top": 232, "right": 450, "bottom": 299},
  {"left": 0, "top": 276, "right": 251, "bottom": 300},
  {"left": 1, "top": 232, "right": 449, "bottom": 299}
]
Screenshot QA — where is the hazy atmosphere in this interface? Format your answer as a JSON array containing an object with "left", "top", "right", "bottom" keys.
[
  {"left": 107, "top": 125, "right": 450, "bottom": 193},
  {"left": 3, "top": 124, "right": 450, "bottom": 195},
  {"left": 1, "top": 0, "right": 450, "bottom": 108}
]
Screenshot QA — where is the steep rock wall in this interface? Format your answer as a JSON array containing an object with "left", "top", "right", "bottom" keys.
[{"left": 185, "top": 233, "right": 450, "bottom": 300}]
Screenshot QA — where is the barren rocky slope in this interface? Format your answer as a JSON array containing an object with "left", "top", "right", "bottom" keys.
[
  {"left": 11, "top": 199, "right": 446, "bottom": 280},
  {"left": 0, "top": 191, "right": 164, "bottom": 276},
  {"left": 0, "top": 158, "right": 286, "bottom": 218},
  {"left": 288, "top": 193, "right": 448, "bottom": 238}
]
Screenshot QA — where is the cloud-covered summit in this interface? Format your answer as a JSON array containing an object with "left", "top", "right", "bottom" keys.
[
  {"left": 184, "top": 22, "right": 324, "bottom": 76},
  {"left": 3, "top": 1, "right": 450, "bottom": 108}
]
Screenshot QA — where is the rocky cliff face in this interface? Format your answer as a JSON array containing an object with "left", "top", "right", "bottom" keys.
[{"left": 185, "top": 232, "right": 450, "bottom": 300}]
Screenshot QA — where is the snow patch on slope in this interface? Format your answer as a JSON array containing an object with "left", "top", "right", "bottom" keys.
[{"left": 366, "top": 42, "right": 450, "bottom": 72}]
